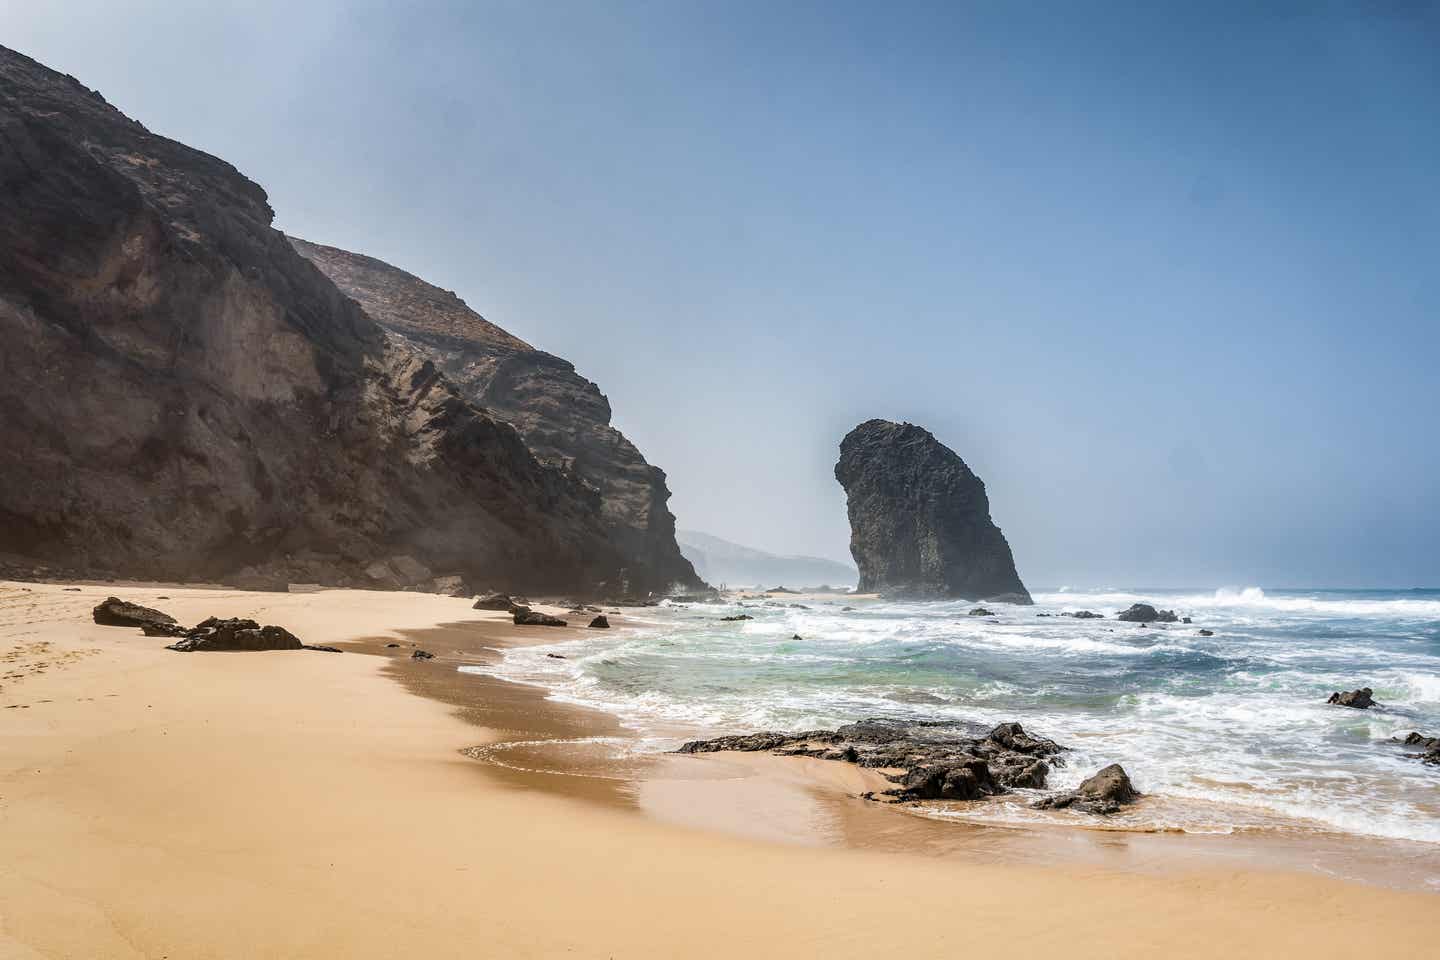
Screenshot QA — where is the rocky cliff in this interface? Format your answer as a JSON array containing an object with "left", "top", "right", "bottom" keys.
[
  {"left": 289, "top": 238, "right": 702, "bottom": 595},
  {"left": 0, "top": 45, "right": 623, "bottom": 593},
  {"left": 834, "top": 420, "right": 1031, "bottom": 603}
]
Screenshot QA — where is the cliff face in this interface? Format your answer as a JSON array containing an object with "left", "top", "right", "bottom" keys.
[
  {"left": 834, "top": 420, "right": 1031, "bottom": 603},
  {"left": 289, "top": 238, "right": 702, "bottom": 595},
  {"left": 0, "top": 45, "right": 622, "bottom": 593}
]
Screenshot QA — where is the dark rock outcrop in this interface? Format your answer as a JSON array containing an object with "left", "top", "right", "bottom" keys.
[
  {"left": 678, "top": 717, "right": 1064, "bottom": 803},
  {"left": 513, "top": 609, "right": 567, "bottom": 627},
  {"left": 92, "top": 597, "right": 177, "bottom": 631},
  {"left": 1327, "top": 687, "right": 1377, "bottom": 709},
  {"left": 588, "top": 615, "right": 610, "bottom": 629},
  {"left": 1116, "top": 604, "right": 1178, "bottom": 623},
  {"left": 473, "top": 593, "right": 516, "bottom": 611},
  {"left": 165, "top": 616, "right": 303, "bottom": 652},
  {"left": 288, "top": 237, "right": 702, "bottom": 598},
  {"left": 0, "top": 46, "right": 621, "bottom": 595},
  {"left": 834, "top": 420, "right": 1031, "bottom": 603},
  {"left": 1032, "top": 763, "right": 1139, "bottom": 815}
]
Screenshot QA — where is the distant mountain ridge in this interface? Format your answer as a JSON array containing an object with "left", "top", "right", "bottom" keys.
[{"left": 676, "top": 530, "right": 857, "bottom": 589}]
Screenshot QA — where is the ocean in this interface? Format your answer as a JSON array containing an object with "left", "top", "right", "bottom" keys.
[{"left": 465, "top": 587, "right": 1440, "bottom": 847}]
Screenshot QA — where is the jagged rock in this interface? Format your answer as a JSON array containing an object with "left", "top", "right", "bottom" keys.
[
  {"left": 588, "top": 615, "right": 610, "bottom": 629},
  {"left": 1033, "top": 764, "right": 1139, "bottom": 815},
  {"left": 92, "top": 597, "right": 178, "bottom": 631},
  {"left": 1327, "top": 687, "right": 1377, "bottom": 709},
  {"left": 719, "top": 614, "right": 753, "bottom": 622},
  {"left": 1116, "top": 604, "right": 1178, "bottom": 623},
  {"left": 791, "top": 633, "right": 803, "bottom": 640},
  {"left": 0, "top": 45, "right": 626, "bottom": 595},
  {"left": 166, "top": 617, "right": 304, "bottom": 652},
  {"left": 834, "top": 420, "right": 1031, "bottom": 603},
  {"left": 473, "top": 593, "right": 516, "bottom": 611},
  {"left": 1061, "top": 610, "right": 1104, "bottom": 619},
  {"left": 289, "top": 237, "right": 704, "bottom": 597},
  {"left": 140, "top": 622, "right": 187, "bottom": 637},
  {"left": 411, "top": 649, "right": 435, "bottom": 660},
  {"left": 514, "top": 609, "right": 567, "bottom": 627},
  {"left": 968, "top": 607, "right": 994, "bottom": 617},
  {"left": 678, "top": 717, "right": 1065, "bottom": 803}
]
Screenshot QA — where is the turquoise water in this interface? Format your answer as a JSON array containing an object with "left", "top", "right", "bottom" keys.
[{"left": 470, "top": 587, "right": 1440, "bottom": 845}]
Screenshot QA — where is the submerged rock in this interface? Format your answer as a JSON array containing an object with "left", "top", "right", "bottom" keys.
[
  {"left": 1198, "top": 629, "right": 1214, "bottom": 637},
  {"left": 678, "top": 717, "right": 1065, "bottom": 804},
  {"left": 1327, "top": 687, "right": 1377, "bottom": 709},
  {"left": 968, "top": 607, "right": 994, "bottom": 617},
  {"left": 1061, "top": 610, "right": 1104, "bottom": 619},
  {"left": 1033, "top": 763, "right": 1139, "bottom": 815},
  {"left": 834, "top": 420, "right": 1031, "bottom": 603},
  {"left": 92, "top": 597, "right": 177, "bottom": 631},
  {"left": 719, "top": 614, "right": 753, "bottom": 622}
]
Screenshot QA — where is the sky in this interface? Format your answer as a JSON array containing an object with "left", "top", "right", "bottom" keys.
[{"left": 6, "top": 1, "right": 1437, "bottom": 588}]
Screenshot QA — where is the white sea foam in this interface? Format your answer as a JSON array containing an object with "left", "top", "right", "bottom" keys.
[{"left": 468, "top": 588, "right": 1440, "bottom": 849}]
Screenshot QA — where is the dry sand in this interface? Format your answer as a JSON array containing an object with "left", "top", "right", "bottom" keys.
[{"left": 1, "top": 581, "right": 1435, "bottom": 958}]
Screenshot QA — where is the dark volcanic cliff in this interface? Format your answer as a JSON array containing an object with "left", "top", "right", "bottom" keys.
[
  {"left": 0, "top": 45, "right": 623, "bottom": 592},
  {"left": 834, "top": 420, "right": 1031, "bottom": 603},
  {"left": 289, "top": 238, "right": 702, "bottom": 595}
]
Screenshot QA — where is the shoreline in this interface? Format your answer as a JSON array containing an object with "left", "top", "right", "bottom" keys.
[{"left": 2, "top": 581, "right": 1436, "bottom": 957}]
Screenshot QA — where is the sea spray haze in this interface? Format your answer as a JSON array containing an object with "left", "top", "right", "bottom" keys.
[{"left": 476, "top": 586, "right": 1440, "bottom": 853}]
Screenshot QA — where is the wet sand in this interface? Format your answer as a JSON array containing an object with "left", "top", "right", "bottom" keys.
[{"left": 1, "top": 581, "right": 1436, "bottom": 958}]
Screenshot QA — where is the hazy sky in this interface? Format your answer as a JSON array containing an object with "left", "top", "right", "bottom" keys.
[{"left": 7, "top": 2, "right": 1437, "bottom": 588}]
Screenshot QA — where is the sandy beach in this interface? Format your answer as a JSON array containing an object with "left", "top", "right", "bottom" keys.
[{"left": 1, "top": 581, "right": 1436, "bottom": 959}]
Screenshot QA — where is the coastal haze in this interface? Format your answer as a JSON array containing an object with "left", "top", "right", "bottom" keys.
[
  {"left": 1, "top": 5, "right": 1438, "bottom": 959},
  {"left": 6, "top": 1, "right": 1438, "bottom": 587}
]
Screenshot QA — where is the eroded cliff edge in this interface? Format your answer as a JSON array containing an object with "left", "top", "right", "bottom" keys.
[
  {"left": 835, "top": 420, "right": 1031, "bottom": 603},
  {"left": 288, "top": 237, "right": 702, "bottom": 595},
  {"left": 0, "top": 45, "right": 622, "bottom": 593}
]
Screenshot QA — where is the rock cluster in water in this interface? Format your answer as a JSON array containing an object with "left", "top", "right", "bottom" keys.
[
  {"left": 678, "top": 718, "right": 1136, "bottom": 814},
  {"left": 834, "top": 420, "right": 1031, "bottom": 603},
  {"left": 1116, "top": 604, "right": 1179, "bottom": 623}
]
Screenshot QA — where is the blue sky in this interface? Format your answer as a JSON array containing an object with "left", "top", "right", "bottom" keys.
[{"left": 7, "top": 1, "right": 1437, "bottom": 587}]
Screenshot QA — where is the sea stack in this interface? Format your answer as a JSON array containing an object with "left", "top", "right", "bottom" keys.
[{"left": 834, "top": 420, "right": 1031, "bottom": 603}]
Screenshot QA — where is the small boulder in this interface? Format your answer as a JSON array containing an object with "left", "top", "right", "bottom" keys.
[
  {"left": 547, "top": 652, "right": 568, "bottom": 659},
  {"left": 1327, "top": 687, "right": 1377, "bottom": 709},
  {"left": 92, "top": 597, "right": 178, "bottom": 631},
  {"left": 588, "top": 615, "right": 610, "bottom": 629},
  {"left": 1033, "top": 763, "right": 1139, "bottom": 815},
  {"left": 719, "top": 614, "right": 753, "bottom": 622},
  {"left": 411, "top": 649, "right": 435, "bottom": 660},
  {"left": 968, "top": 607, "right": 994, "bottom": 617},
  {"left": 473, "top": 593, "right": 515, "bottom": 611},
  {"left": 1062, "top": 610, "right": 1104, "bottom": 619}
]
